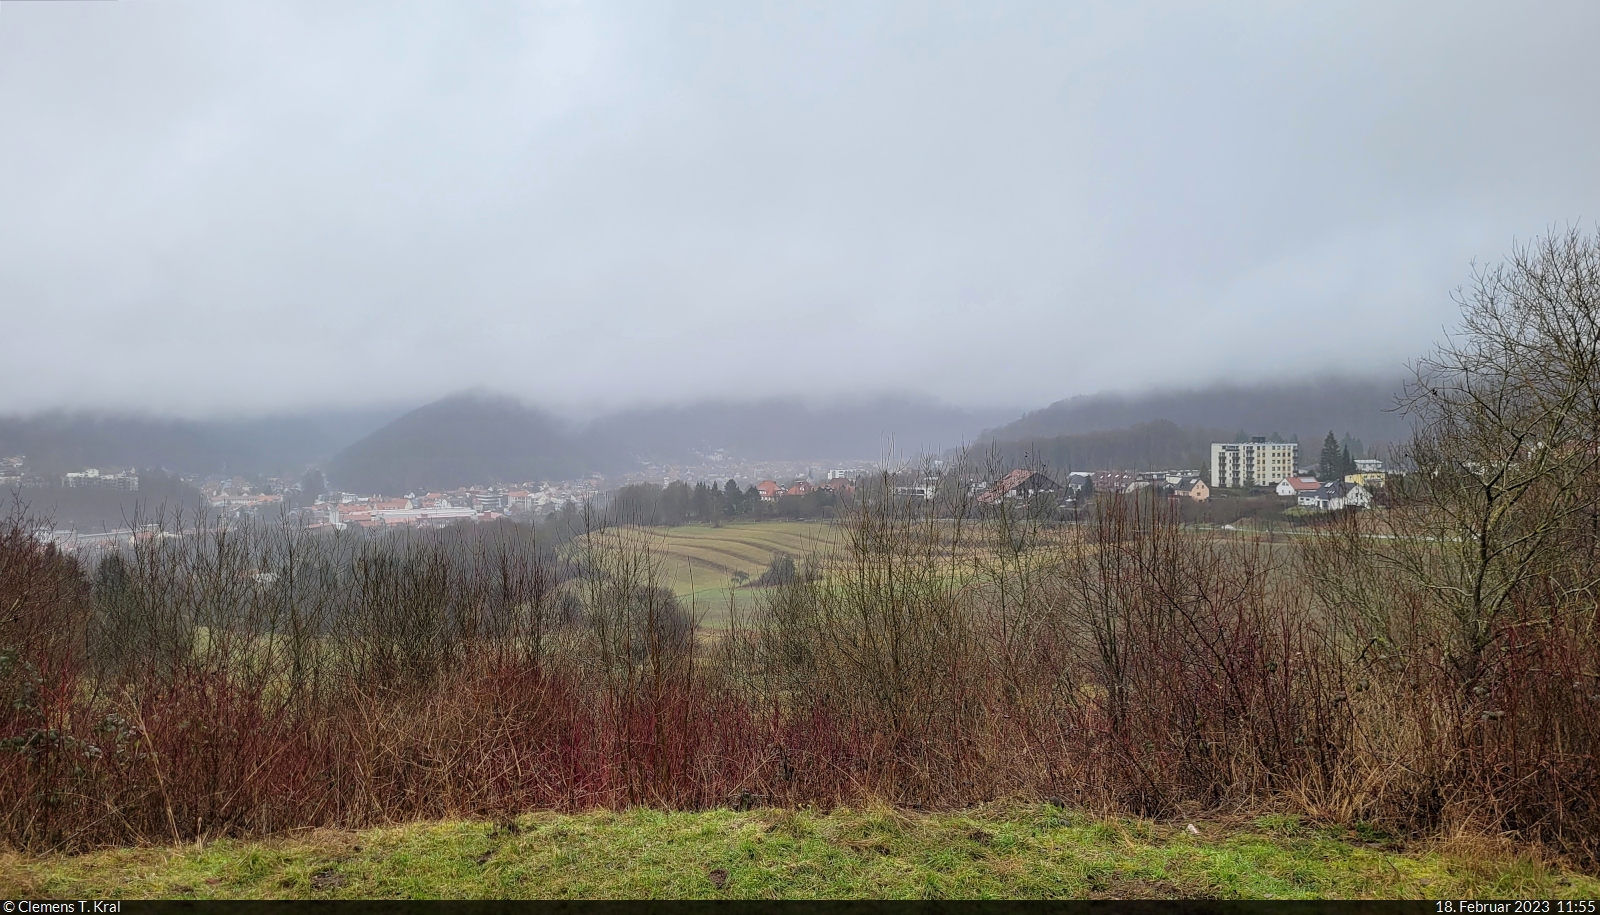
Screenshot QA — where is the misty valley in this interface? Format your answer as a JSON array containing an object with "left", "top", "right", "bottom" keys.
[{"left": 6, "top": 3, "right": 1600, "bottom": 900}]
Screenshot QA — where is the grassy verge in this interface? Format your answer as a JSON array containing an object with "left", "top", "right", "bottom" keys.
[{"left": 4, "top": 805, "right": 1595, "bottom": 900}]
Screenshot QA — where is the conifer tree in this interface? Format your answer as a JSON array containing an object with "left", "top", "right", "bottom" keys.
[{"left": 1317, "top": 431, "right": 1341, "bottom": 481}]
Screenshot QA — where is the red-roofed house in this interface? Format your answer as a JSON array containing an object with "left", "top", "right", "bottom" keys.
[
  {"left": 977, "top": 470, "right": 1061, "bottom": 505},
  {"left": 755, "top": 480, "right": 781, "bottom": 501},
  {"left": 1091, "top": 471, "right": 1137, "bottom": 493}
]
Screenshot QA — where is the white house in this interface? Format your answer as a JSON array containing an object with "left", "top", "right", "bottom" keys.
[
  {"left": 1300, "top": 481, "right": 1372, "bottom": 510},
  {"left": 977, "top": 470, "right": 1061, "bottom": 504}
]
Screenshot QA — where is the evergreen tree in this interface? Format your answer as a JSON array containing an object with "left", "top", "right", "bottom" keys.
[
  {"left": 1317, "top": 431, "right": 1341, "bottom": 481},
  {"left": 1340, "top": 443, "right": 1356, "bottom": 478}
]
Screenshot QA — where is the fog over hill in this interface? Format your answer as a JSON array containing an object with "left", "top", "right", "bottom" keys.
[
  {"left": 4, "top": 393, "right": 1000, "bottom": 495},
  {"left": 0, "top": 408, "right": 401, "bottom": 478},
  {"left": 324, "top": 392, "right": 1008, "bottom": 494},
  {"left": 584, "top": 397, "right": 1008, "bottom": 465},
  {"left": 3, "top": 377, "right": 1413, "bottom": 495},
  {"left": 320, "top": 379, "right": 1415, "bottom": 494}
]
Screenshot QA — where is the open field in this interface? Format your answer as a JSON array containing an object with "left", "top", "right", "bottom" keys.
[
  {"left": 4, "top": 805, "right": 1595, "bottom": 900},
  {"left": 631, "top": 521, "right": 838, "bottom": 626},
  {"left": 641, "top": 519, "right": 1381, "bottom": 626}
]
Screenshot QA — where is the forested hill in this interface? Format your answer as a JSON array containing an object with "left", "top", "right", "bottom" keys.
[
  {"left": 324, "top": 394, "right": 597, "bottom": 495},
  {"left": 984, "top": 377, "right": 1410, "bottom": 450},
  {"left": 979, "top": 420, "right": 1229, "bottom": 474}
]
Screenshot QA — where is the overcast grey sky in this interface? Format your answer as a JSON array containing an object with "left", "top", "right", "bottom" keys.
[{"left": 3, "top": 1, "right": 1597, "bottom": 418}]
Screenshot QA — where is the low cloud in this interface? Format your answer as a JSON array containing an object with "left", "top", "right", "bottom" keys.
[{"left": 3, "top": 2, "right": 1597, "bottom": 417}]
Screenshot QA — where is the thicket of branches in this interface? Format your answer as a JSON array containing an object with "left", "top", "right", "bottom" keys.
[
  {"left": 1302, "top": 228, "right": 1600, "bottom": 858},
  {"left": 1, "top": 232, "right": 1596, "bottom": 865}
]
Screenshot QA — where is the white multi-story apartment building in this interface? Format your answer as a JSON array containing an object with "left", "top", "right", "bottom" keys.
[
  {"left": 60, "top": 468, "right": 139, "bottom": 491},
  {"left": 1211, "top": 438, "right": 1297, "bottom": 489}
]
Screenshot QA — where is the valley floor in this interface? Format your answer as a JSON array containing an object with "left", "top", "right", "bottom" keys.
[
  {"left": 630, "top": 520, "right": 838, "bottom": 627},
  {"left": 4, "top": 805, "right": 1596, "bottom": 900}
]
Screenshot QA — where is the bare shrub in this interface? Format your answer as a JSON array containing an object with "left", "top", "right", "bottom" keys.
[{"left": 1300, "top": 228, "right": 1600, "bottom": 861}]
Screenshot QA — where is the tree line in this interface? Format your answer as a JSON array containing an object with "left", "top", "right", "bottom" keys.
[{"left": 607, "top": 479, "right": 845, "bottom": 526}]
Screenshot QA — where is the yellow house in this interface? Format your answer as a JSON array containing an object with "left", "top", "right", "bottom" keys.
[{"left": 1344, "top": 471, "right": 1386, "bottom": 488}]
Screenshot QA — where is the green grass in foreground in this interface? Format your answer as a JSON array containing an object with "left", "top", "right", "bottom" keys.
[{"left": 4, "top": 806, "right": 1596, "bottom": 900}]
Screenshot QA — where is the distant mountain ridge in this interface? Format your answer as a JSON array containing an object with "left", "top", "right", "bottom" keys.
[
  {"left": 3, "top": 376, "right": 1413, "bottom": 496},
  {"left": 325, "top": 392, "right": 1007, "bottom": 494},
  {"left": 1, "top": 393, "right": 1003, "bottom": 495}
]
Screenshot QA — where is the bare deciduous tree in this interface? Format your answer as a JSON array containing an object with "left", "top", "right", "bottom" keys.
[{"left": 1380, "top": 228, "right": 1600, "bottom": 683}]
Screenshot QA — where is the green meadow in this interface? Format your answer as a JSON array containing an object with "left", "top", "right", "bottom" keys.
[{"left": 628, "top": 521, "right": 838, "bottom": 626}]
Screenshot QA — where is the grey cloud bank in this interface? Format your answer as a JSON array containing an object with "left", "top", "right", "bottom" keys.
[{"left": 3, "top": 1, "right": 1597, "bottom": 418}]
